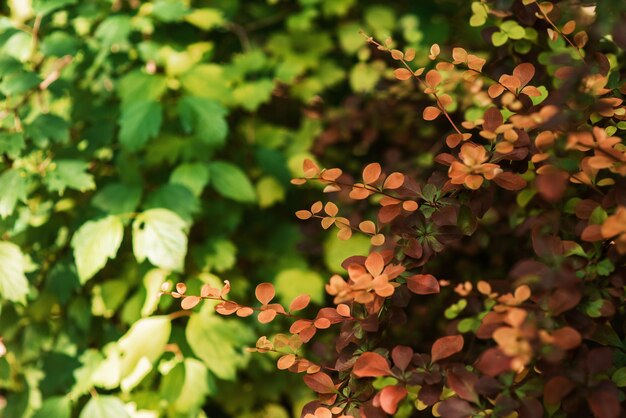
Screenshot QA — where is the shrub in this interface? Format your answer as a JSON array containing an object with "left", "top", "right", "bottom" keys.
[{"left": 167, "top": 1, "right": 626, "bottom": 417}]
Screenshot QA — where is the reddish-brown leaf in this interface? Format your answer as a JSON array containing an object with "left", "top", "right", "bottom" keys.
[
  {"left": 551, "top": 326, "right": 582, "bottom": 350},
  {"left": 437, "top": 398, "right": 475, "bottom": 418},
  {"left": 493, "top": 172, "right": 527, "bottom": 190},
  {"left": 393, "top": 68, "right": 413, "bottom": 81},
  {"left": 513, "top": 63, "right": 535, "bottom": 86},
  {"left": 353, "top": 352, "right": 392, "bottom": 377},
  {"left": 475, "top": 348, "right": 512, "bottom": 376},
  {"left": 588, "top": 381, "right": 621, "bottom": 418},
  {"left": 378, "top": 386, "right": 407, "bottom": 414},
  {"left": 255, "top": 283, "right": 275, "bottom": 305},
  {"left": 483, "top": 107, "right": 503, "bottom": 131},
  {"left": 447, "top": 368, "right": 479, "bottom": 403},
  {"left": 406, "top": 274, "right": 440, "bottom": 295},
  {"left": 544, "top": 376, "right": 575, "bottom": 404},
  {"left": 303, "top": 372, "right": 336, "bottom": 394},
  {"left": 289, "top": 294, "right": 311, "bottom": 312},
  {"left": 391, "top": 346, "right": 413, "bottom": 371},
  {"left": 431, "top": 335, "right": 464, "bottom": 363}
]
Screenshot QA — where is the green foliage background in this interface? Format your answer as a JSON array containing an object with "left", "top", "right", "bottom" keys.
[{"left": 0, "top": 0, "right": 531, "bottom": 417}]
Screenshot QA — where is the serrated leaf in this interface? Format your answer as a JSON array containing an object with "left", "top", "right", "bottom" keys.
[
  {"left": 118, "top": 316, "right": 171, "bottom": 391},
  {"left": 178, "top": 96, "right": 228, "bottom": 147},
  {"left": 170, "top": 162, "right": 211, "bottom": 196},
  {"left": 45, "top": 160, "right": 95, "bottom": 194},
  {"left": 143, "top": 184, "right": 200, "bottom": 223},
  {"left": 0, "top": 241, "right": 29, "bottom": 303},
  {"left": 119, "top": 101, "right": 163, "bottom": 151},
  {"left": 132, "top": 209, "right": 188, "bottom": 272},
  {"left": 0, "top": 169, "right": 26, "bottom": 218},
  {"left": 209, "top": 161, "right": 256, "bottom": 203},
  {"left": 186, "top": 312, "right": 254, "bottom": 380},
  {"left": 79, "top": 396, "right": 129, "bottom": 418},
  {"left": 33, "top": 396, "right": 71, "bottom": 418},
  {"left": 117, "top": 71, "right": 168, "bottom": 105},
  {"left": 92, "top": 183, "right": 142, "bottom": 215},
  {"left": 71, "top": 216, "right": 124, "bottom": 284}
]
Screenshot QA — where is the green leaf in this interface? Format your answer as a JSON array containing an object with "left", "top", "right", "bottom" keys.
[
  {"left": 0, "top": 132, "right": 24, "bottom": 159},
  {"left": 256, "top": 176, "right": 285, "bottom": 208},
  {"left": 274, "top": 268, "right": 325, "bottom": 305},
  {"left": 150, "top": 0, "right": 190, "bottom": 22},
  {"left": 26, "top": 114, "right": 70, "bottom": 145},
  {"left": 0, "top": 241, "right": 29, "bottom": 303},
  {"left": 95, "top": 16, "right": 132, "bottom": 47},
  {"left": 171, "top": 359, "right": 215, "bottom": 412},
  {"left": 180, "top": 64, "right": 233, "bottom": 103},
  {"left": 117, "top": 71, "right": 168, "bottom": 105},
  {"left": 33, "top": 396, "right": 71, "bottom": 418},
  {"left": 492, "top": 31, "right": 509, "bottom": 47},
  {"left": 119, "top": 101, "right": 163, "bottom": 151},
  {"left": 349, "top": 62, "right": 381, "bottom": 93},
  {"left": 0, "top": 169, "right": 26, "bottom": 218},
  {"left": 45, "top": 160, "right": 96, "bottom": 194},
  {"left": 79, "top": 396, "right": 129, "bottom": 418},
  {"left": 209, "top": 161, "right": 256, "bottom": 203},
  {"left": 232, "top": 79, "right": 274, "bottom": 111},
  {"left": 186, "top": 312, "right": 254, "bottom": 380},
  {"left": 178, "top": 96, "right": 228, "bottom": 147},
  {"left": 91, "top": 279, "right": 130, "bottom": 318},
  {"left": 323, "top": 233, "right": 371, "bottom": 273},
  {"left": 143, "top": 184, "right": 199, "bottom": 222},
  {"left": 194, "top": 237, "right": 237, "bottom": 273},
  {"left": 33, "top": 0, "right": 77, "bottom": 15},
  {"left": 92, "top": 183, "right": 142, "bottom": 215},
  {"left": 132, "top": 208, "right": 188, "bottom": 272},
  {"left": 141, "top": 269, "right": 168, "bottom": 317},
  {"left": 71, "top": 216, "right": 124, "bottom": 284},
  {"left": 118, "top": 316, "right": 171, "bottom": 391},
  {"left": 612, "top": 367, "right": 626, "bottom": 387},
  {"left": 170, "top": 162, "right": 211, "bottom": 196},
  {"left": 185, "top": 8, "right": 225, "bottom": 30},
  {"left": 0, "top": 71, "right": 40, "bottom": 95}
]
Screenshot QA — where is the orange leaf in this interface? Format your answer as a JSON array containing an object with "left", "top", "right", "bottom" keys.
[
  {"left": 303, "top": 372, "right": 336, "bottom": 394},
  {"left": 423, "top": 106, "right": 442, "bottom": 121},
  {"left": 562, "top": 20, "right": 576, "bottom": 35},
  {"left": 289, "top": 294, "right": 311, "bottom": 312},
  {"left": 337, "top": 227, "right": 352, "bottom": 240},
  {"left": 499, "top": 74, "right": 521, "bottom": 91},
  {"left": 467, "top": 54, "right": 486, "bottom": 72},
  {"left": 365, "top": 252, "right": 385, "bottom": 277},
  {"left": 431, "top": 335, "right": 464, "bottom": 363},
  {"left": 311, "top": 201, "right": 323, "bottom": 213},
  {"left": 446, "top": 133, "right": 471, "bottom": 148},
  {"left": 488, "top": 83, "right": 505, "bottom": 98},
  {"left": 383, "top": 172, "right": 405, "bottom": 189},
  {"left": 277, "top": 354, "right": 296, "bottom": 370},
  {"left": 393, "top": 68, "right": 413, "bottom": 81},
  {"left": 452, "top": 47, "right": 468, "bottom": 63},
  {"left": 296, "top": 210, "right": 312, "bottom": 220},
  {"left": 574, "top": 31, "right": 588, "bottom": 48},
  {"left": 336, "top": 304, "right": 351, "bottom": 317},
  {"left": 324, "top": 202, "right": 339, "bottom": 217},
  {"left": 363, "top": 162, "right": 382, "bottom": 184},
  {"left": 181, "top": 296, "right": 201, "bottom": 310},
  {"left": 176, "top": 282, "right": 187, "bottom": 294},
  {"left": 353, "top": 352, "right": 392, "bottom": 377},
  {"left": 370, "top": 234, "right": 385, "bottom": 246},
  {"left": 390, "top": 49, "right": 404, "bottom": 60},
  {"left": 236, "top": 307, "right": 254, "bottom": 317},
  {"left": 303, "top": 159, "right": 319, "bottom": 177},
  {"left": 429, "top": 43, "right": 440, "bottom": 60},
  {"left": 406, "top": 274, "right": 440, "bottom": 295},
  {"left": 257, "top": 309, "right": 277, "bottom": 323},
  {"left": 350, "top": 186, "right": 372, "bottom": 200},
  {"left": 378, "top": 386, "right": 408, "bottom": 414},
  {"left": 425, "top": 69, "right": 441, "bottom": 87},
  {"left": 359, "top": 220, "right": 377, "bottom": 234},
  {"left": 255, "top": 283, "right": 275, "bottom": 305},
  {"left": 404, "top": 48, "right": 416, "bottom": 61},
  {"left": 402, "top": 201, "right": 418, "bottom": 211}
]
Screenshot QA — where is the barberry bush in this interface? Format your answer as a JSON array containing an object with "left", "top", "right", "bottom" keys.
[{"left": 166, "top": 1, "right": 626, "bottom": 417}]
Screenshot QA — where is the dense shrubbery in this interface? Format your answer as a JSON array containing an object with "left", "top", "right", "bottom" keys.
[
  {"left": 2, "top": 0, "right": 626, "bottom": 417},
  {"left": 169, "top": 1, "right": 626, "bottom": 417}
]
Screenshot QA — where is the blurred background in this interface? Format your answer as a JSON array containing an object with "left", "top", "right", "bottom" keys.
[{"left": 0, "top": 1, "right": 488, "bottom": 417}]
